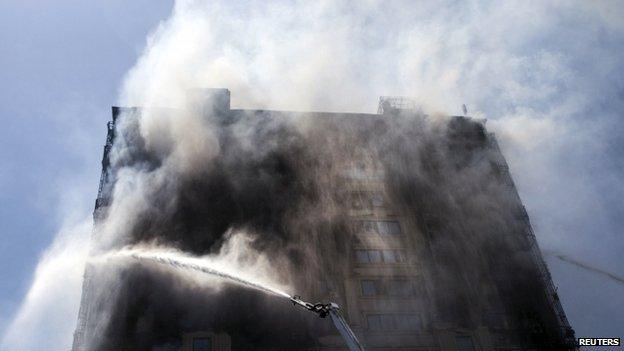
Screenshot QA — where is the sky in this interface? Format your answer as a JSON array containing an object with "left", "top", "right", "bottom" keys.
[
  {"left": 1, "top": 1, "right": 623, "bottom": 350},
  {"left": 0, "top": 0, "right": 175, "bottom": 344}
]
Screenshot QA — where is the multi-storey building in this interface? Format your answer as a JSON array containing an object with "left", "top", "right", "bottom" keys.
[{"left": 73, "top": 89, "right": 576, "bottom": 351}]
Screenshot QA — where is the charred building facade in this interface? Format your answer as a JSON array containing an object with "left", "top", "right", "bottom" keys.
[{"left": 72, "top": 89, "right": 576, "bottom": 351}]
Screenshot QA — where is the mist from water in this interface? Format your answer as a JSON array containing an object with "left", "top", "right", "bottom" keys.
[{"left": 95, "top": 247, "right": 292, "bottom": 299}]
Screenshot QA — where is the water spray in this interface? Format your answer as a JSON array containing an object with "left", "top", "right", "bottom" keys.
[
  {"left": 100, "top": 249, "right": 366, "bottom": 351},
  {"left": 543, "top": 250, "right": 624, "bottom": 285},
  {"left": 129, "top": 252, "right": 291, "bottom": 298}
]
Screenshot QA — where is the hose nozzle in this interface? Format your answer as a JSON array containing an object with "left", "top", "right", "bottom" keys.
[{"left": 290, "top": 295, "right": 338, "bottom": 318}]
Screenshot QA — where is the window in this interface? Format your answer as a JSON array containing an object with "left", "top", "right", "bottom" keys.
[
  {"left": 356, "top": 220, "right": 402, "bottom": 235},
  {"left": 381, "top": 314, "right": 395, "bottom": 330},
  {"left": 360, "top": 220, "right": 378, "bottom": 233},
  {"left": 368, "top": 250, "right": 382, "bottom": 263},
  {"left": 193, "top": 337, "right": 212, "bottom": 351},
  {"left": 395, "top": 250, "right": 406, "bottom": 262},
  {"left": 396, "top": 314, "right": 422, "bottom": 330},
  {"left": 350, "top": 192, "right": 385, "bottom": 209},
  {"left": 387, "top": 280, "right": 413, "bottom": 296},
  {"left": 354, "top": 250, "right": 383, "bottom": 263},
  {"left": 370, "top": 193, "right": 384, "bottom": 207},
  {"left": 455, "top": 336, "right": 476, "bottom": 351},
  {"left": 356, "top": 249, "right": 407, "bottom": 264},
  {"left": 355, "top": 250, "right": 370, "bottom": 263},
  {"left": 361, "top": 280, "right": 379, "bottom": 296},
  {"left": 351, "top": 194, "right": 365, "bottom": 209},
  {"left": 382, "top": 250, "right": 397, "bottom": 263},
  {"left": 386, "top": 249, "right": 407, "bottom": 263},
  {"left": 378, "top": 221, "right": 401, "bottom": 235},
  {"left": 367, "top": 315, "right": 382, "bottom": 330},
  {"left": 366, "top": 314, "right": 421, "bottom": 331}
]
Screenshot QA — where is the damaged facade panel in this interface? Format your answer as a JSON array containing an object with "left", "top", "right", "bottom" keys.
[{"left": 73, "top": 89, "right": 576, "bottom": 351}]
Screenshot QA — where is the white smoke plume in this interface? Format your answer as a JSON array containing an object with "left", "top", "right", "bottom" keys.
[
  {"left": 3, "top": 0, "right": 623, "bottom": 350},
  {"left": 1, "top": 219, "right": 92, "bottom": 351}
]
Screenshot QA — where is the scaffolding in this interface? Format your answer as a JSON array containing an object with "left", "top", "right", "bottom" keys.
[
  {"left": 489, "top": 135, "right": 577, "bottom": 349},
  {"left": 377, "top": 96, "right": 417, "bottom": 114}
]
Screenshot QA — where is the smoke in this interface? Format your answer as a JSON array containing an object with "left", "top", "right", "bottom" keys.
[
  {"left": 3, "top": 0, "right": 623, "bottom": 350},
  {"left": 0, "top": 219, "right": 91, "bottom": 351},
  {"left": 93, "top": 231, "right": 292, "bottom": 299}
]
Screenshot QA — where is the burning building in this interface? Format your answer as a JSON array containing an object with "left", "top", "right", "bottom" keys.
[{"left": 72, "top": 89, "right": 576, "bottom": 351}]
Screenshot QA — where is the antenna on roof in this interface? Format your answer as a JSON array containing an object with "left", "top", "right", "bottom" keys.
[{"left": 462, "top": 104, "right": 468, "bottom": 116}]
